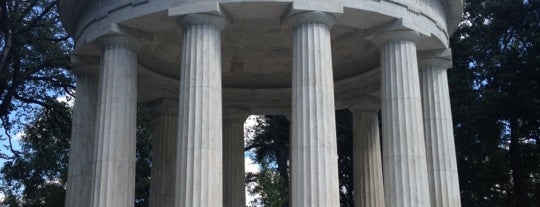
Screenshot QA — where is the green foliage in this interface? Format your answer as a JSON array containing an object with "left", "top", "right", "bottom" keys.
[
  {"left": 335, "top": 110, "right": 354, "bottom": 207},
  {"left": 135, "top": 106, "right": 153, "bottom": 207},
  {"left": 0, "top": 104, "right": 153, "bottom": 206},
  {"left": 245, "top": 115, "right": 290, "bottom": 207},
  {"left": 245, "top": 111, "right": 355, "bottom": 206},
  {"left": 450, "top": 0, "right": 540, "bottom": 205},
  {"left": 0, "top": 101, "right": 71, "bottom": 206},
  {"left": 247, "top": 160, "right": 289, "bottom": 207},
  {"left": 0, "top": 0, "right": 74, "bottom": 157}
]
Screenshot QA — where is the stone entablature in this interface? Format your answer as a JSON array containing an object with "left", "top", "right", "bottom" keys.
[{"left": 60, "top": 0, "right": 461, "bottom": 49}]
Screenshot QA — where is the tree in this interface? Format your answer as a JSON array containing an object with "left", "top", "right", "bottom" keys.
[
  {"left": 0, "top": 100, "right": 71, "bottom": 206},
  {"left": 134, "top": 106, "right": 153, "bottom": 207},
  {"left": 247, "top": 158, "right": 289, "bottom": 207},
  {"left": 246, "top": 111, "right": 355, "bottom": 206},
  {"left": 335, "top": 110, "right": 354, "bottom": 207},
  {"left": 0, "top": 0, "right": 74, "bottom": 156},
  {"left": 450, "top": 0, "right": 540, "bottom": 205},
  {"left": 245, "top": 115, "right": 290, "bottom": 207},
  {"left": 0, "top": 104, "right": 153, "bottom": 206}
]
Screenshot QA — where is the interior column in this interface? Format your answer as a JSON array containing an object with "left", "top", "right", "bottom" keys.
[
  {"left": 223, "top": 108, "right": 248, "bottom": 207},
  {"left": 350, "top": 102, "right": 385, "bottom": 207},
  {"left": 149, "top": 99, "right": 178, "bottom": 207}
]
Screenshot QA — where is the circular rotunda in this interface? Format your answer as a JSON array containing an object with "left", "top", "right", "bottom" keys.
[{"left": 60, "top": 0, "right": 464, "bottom": 206}]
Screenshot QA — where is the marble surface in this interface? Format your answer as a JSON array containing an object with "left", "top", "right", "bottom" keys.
[
  {"left": 377, "top": 30, "right": 431, "bottom": 207},
  {"left": 223, "top": 109, "right": 249, "bottom": 207},
  {"left": 289, "top": 12, "right": 341, "bottom": 207},
  {"left": 419, "top": 51, "right": 461, "bottom": 207},
  {"left": 351, "top": 104, "right": 385, "bottom": 207},
  {"left": 148, "top": 99, "right": 178, "bottom": 207},
  {"left": 175, "top": 14, "right": 225, "bottom": 207},
  {"left": 65, "top": 72, "right": 98, "bottom": 207},
  {"left": 91, "top": 34, "right": 138, "bottom": 207}
]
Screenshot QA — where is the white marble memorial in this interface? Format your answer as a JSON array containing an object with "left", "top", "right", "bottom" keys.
[{"left": 60, "top": 0, "right": 464, "bottom": 206}]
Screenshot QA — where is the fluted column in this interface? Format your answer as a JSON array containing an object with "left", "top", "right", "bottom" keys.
[
  {"left": 91, "top": 34, "right": 137, "bottom": 207},
  {"left": 223, "top": 108, "right": 248, "bottom": 207},
  {"left": 374, "top": 30, "right": 431, "bottom": 207},
  {"left": 350, "top": 101, "right": 385, "bottom": 207},
  {"left": 286, "top": 11, "right": 340, "bottom": 207},
  {"left": 149, "top": 99, "right": 178, "bottom": 207},
  {"left": 418, "top": 50, "right": 461, "bottom": 207},
  {"left": 175, "top": 14, "right": 227, "bottom": 207},
  {"left": 65, "top": 65, "right": 98, "bottom": 207}
]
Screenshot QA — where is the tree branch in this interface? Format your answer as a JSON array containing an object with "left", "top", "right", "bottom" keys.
[{"left": 1, "top": 117, "right": 21, "bottom": 160}]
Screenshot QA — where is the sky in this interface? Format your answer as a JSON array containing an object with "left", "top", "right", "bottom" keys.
[
  {"left": 245, "top": 154, "right": 261, "bottom": 205},
  {"left": 244, "top": 115, "right": 262, "bottom": 206},
  {"left": 0, "top": 95, "right": 74, "bottom": 160}
]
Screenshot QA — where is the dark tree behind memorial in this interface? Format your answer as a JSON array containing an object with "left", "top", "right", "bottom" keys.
[{"left": 450, "top": 0, "right": 540, "bottom": 205}]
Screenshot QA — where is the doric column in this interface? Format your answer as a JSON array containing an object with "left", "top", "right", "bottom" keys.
[
  {"left": 285, "top": 11, "right": 340, "bottom": 207},
  {"left": 91, "top": 34, "right": 138, "bottom": 207},
  {"left": 374, "top": 30, "right": 431, "bottom": 207},
  {"left": 418, "top": 50, "right": 461, "bottom": 207},
  {"left": 149, "top": 99, "right": 178, "bottom": 207},
  {"left": 223, "top": 108, "right": 248, "bottom": 207},
  {"left": 350, "top": 101, "right": 385, "bottom": 207},
  {"left": 175, "top": 14, "right": 227, "bottom": 207},
  {"left": 65, "top": 61, "right": 98, "bottom": 207}
]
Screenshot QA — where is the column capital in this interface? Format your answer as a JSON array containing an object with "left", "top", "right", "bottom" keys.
[
  {"left": 177, "top": 13, "right": 229, "bottom": 31},
  {"left": 283, "top": 11, "right": 336, "bottom": 28},
  {"left": 223, "top": 108, "right": 250, "bottom": 122},
  {"left": 148, "top": 98, "right": 178, "bottom": 116},
  {"left": 418, "top": 49, "right": 453, "bottom": 70},
  {"left": 371, "top": 29, "right": 420, "bottom": 46},
  {"left": 349, "top": 101, "right": 380, "bottom": 114},
  {"left": 95, "top": 34, "right": 133, "bottom": 50}
]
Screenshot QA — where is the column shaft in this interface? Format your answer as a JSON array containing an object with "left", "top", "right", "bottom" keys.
[
  {"left": 352, "top": 110, "right": 385, "bottom": 207},
  {"left": 379, "top": 32, "right": 431, "bottom": 207},
  {"left": 223, "top": 113, "right": 247, "bottom": 207},
  {"left": 149, "top": 99, "right": 178, "bottom": 207},
  {"left": 289, "top": 12, "right": 340, "bottom": 207},
  {"left": 65, "top": 72, "right": 98, "bottom": 207},
  {"left": 419, "top": 57, "right": 461, "bottom": 207},
  {"left": 91, "top": 35, "right": 137, "bottom": 207},
  {"left": 175, "top": 14, "right": 226, "bottom": 207}
]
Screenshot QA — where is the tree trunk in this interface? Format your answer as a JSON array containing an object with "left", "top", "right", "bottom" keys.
[
  {"left": 277, "top": 146, "right": 289, "bottom": 207},
  {"left": 509, "top": 119, "right": 529, "bottom": 206}
]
